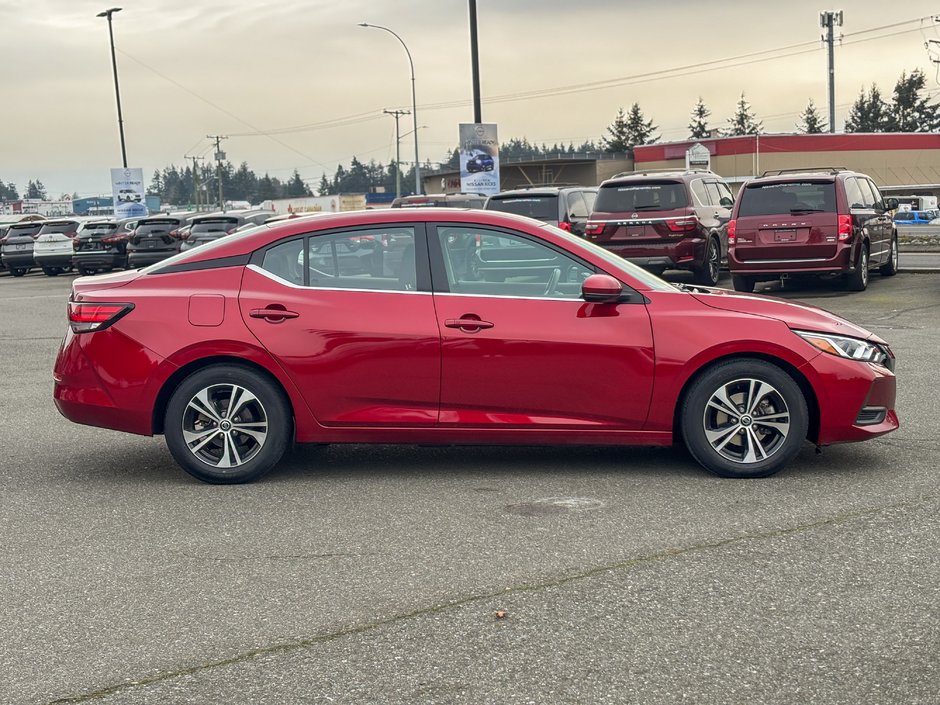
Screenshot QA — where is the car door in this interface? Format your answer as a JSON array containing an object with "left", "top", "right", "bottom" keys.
[
  {"left": 239, "top": 224, "right": 442, "bottom": 426},
  {"left": 862, "top": 179, "right": 892, "bottom": 264},
  {"left": 429, "top": 223, "right": 655, "bottom": 429}
]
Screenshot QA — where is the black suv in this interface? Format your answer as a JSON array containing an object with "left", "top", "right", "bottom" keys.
[
  {"left": 72, "top": 220, "right": 135, "bottom": 275},
  {"left": 484, "top": 186, "right": 598, "bottom": 237},
  {"left": 585, "top": 169, "right": 734, "bottom": 285},
  {"left": 126, "top": 216, "right": 189, "bottom": 268},
  {"left": 728, "top": 168, "right": 899, "bottom": 292},
  {"left": 0, "top": 220, "right": 45, "bottom": 277}
]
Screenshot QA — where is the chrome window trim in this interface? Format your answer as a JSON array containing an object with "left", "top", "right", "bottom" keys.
[
  {"left": 246, "top": 263, "right": 431, "bottom": 295},
  {"left": 433, "top": 291, "right": 585, "bottom": 303}
]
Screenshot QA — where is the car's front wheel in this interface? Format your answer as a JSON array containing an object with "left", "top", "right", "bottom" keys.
[
  {"left": 164, "top": 365, "right": 292, "bottom": 484},
  {"left": 845, "top": 245, "right": 869, "bottom": 291},
  {"left": 680, "top": 359, "right": 809, "bottom": 478}
]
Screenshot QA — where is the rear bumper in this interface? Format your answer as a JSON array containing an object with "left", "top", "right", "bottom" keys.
[
  {"left": 127, "top": 250, "right": 176, "bottom": 267},
  {"left": 597, "top": 236, "right": 705, "bottom": 270},
  {"left": 1, "top": 251, "right": 34, "bottom": 268},
  {"left": 34, "top": 253, "right": 74, "bottom": 268},
  {"left": 73, "top": 252, "right": 124, "bottom": 270},
  {"left": 730, "top": 244, "right": 854, "bottom": 277}
]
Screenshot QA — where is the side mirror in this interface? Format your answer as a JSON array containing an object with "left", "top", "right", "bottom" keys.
[
  {"left": 581, "top": 273, "right": 623, "bottom": 303},
  {"left": 719, "top": 196, "right": 734, "bottom": 207},
  {"left": 884, "top": 197, "right": 899, "bottom": 211}
]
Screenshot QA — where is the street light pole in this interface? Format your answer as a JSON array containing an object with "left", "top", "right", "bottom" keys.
[
  {"left": 383, "top": 109, "right": 410, "bottom": 199},
  {"left": 360, "top": 23, "right": 421, "bottom": 195},
  {"left": 96, "top": 7, "right": 127, "bottom": 168}
]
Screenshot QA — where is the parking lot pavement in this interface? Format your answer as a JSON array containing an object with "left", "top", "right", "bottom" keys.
[{"left": 1, "top": 269, "right": 938, "bottom": 705}]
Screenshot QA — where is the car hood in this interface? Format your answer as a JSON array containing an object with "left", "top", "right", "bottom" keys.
[{"left": 689, "top": 286, "right": 883, "bottom": 343}]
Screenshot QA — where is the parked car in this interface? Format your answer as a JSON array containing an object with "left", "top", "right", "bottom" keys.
[
  {"left": 54, "top": 208, "right": 897, "bottom": 485},
  {"left": 0, "top": 220, "right": 46, "bottom": 276},
  {"left": 584, "top": 169, "right": 734, "bottom": 286},
  {"left": 125, "top": 216, "right": 189, "bottom": 268},
  {"left": 0, "top": 214, "right": 44, "bottom": 273},
  {"left": 466, "top": 153, "right": 495, "bottom": 173},
  {"left": 117, "top": 189, "right": 142, "bottom": 203},
  {"left": 178, "top": 211, "right": 272, "bottom": 252},
  {"left": 33, "top": 219, "right": 84, "bottom": 276},
  {"left": 391, "top": 193, "right": 486, "bottom": 209},
  {"left": 728, "top": 168, "right": 898, "bottom": 292},
  {"left": 894, "top": 209, "right": 937, "bottom": 224},
  {"left": 72, "top": 220, "right": 134, "bottom": 275},
  {"left": 484, "top": 186, "right": 598, "bottom": 237}
]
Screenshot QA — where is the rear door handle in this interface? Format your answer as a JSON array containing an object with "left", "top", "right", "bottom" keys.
[
  {"left": 445, "top": 317, "right": 494, "bottom": 332},
  {"left": 250, "top": 306, "right": 300, "bottom": 322}
]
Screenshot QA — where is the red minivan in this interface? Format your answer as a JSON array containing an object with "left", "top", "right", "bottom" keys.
[{"left": 728, "top": 168, "right": 899, "bottom": 292}]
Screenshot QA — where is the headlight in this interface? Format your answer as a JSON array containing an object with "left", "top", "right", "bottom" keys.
[{"left": 793, "top": 329, "right": 892, "bottom": 367}]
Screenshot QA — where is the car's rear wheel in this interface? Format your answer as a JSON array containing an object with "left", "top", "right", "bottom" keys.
[
  {"left": 164, "top": 365, "right": 292, "bottom": 484},
  {"left": 681, "top": 359, "right": 808, "bottom": 479},
  {"left": 880, "top": 234, "right": 899, "bottom": 276},
  {"left": 10, "top": 268, "right": 28, "bottom": 277},
  {"left": 76, "top": 266, "right": 95, "bottom": 276},
  {"left": 845, "top": 245, "right": 869, "bottom": 291},
  {"left": 694, "top": 237, "right": 721, "bottom": 286},
  {"left": 41, "top": 267, "right": 61, "bottom": 276},
  {"left": 731, "top": 275, "right": 755, "bottom": 293}
]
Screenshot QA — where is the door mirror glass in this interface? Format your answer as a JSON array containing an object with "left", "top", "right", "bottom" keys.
[
  {"left": 718, "top": 196, "right": 734, "bottom": 207},
  {"left": 884, "top": 197, "right": 899, "bottom": 211},
  {"left": 581, "top": 273, "right": 623, "bottom": 303}
]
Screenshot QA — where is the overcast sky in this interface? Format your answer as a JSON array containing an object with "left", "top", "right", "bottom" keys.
[{"left": 3, "top": 0, "right": 940, "bottom": 197}]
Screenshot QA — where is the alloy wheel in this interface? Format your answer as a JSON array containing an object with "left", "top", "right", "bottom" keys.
[
  {"left": 181, "top": 384, "right": 268, "bottom": 469},
  {"left": 702, "top": 377, "right": 790, "bottom": 464}
]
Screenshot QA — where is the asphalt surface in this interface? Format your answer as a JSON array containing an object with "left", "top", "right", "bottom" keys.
[{"left": 1, "top": 267, "right": 938, "bottom": 705}]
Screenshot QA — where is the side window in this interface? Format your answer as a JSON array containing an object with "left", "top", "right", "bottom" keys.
[
  {"left": 856, "top": 179, "right": 877, "bottom": 208},
  {"left": 582, "top": 190, "right": 597, "bottom": 213},
  {"left": 863, "top": 179, "right": 884, "bottom": 209},
  {"left": 307, "top": 226, "right": 417, "bottom": 291},
  {"left": 714, "top": 181, "right": 735, "bottom": 207},
  {"left": 261, "top": 239, "right": 304, "bottom": 285},
  {"left": 704, "top": 181, "right": 723, "bottom": 207},
  {"left": 567, "top": 191, "right": 588, "bottom": 219},
  {"left": 690, "top": 179, "right": 710, "bottom": 206},
  {"left": 844, "top": 178, "right": 866, "bottom": 209},
  {"left": 436, "top": 226, "right": 593, "bottom": 299}
]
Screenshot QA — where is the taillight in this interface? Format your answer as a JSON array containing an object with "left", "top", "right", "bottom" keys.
[
  {"left": 838, "top": 214, "right": 852, "bottom": 241},
  {"left": 557, "top": 221, "right": 572, "bottom": 232},
  {"left": 67, "top": 302, "right": 134, "bottom": 333},
  {"left": 100, "top": 234, "right": 126, "bottom": 245},
  {"left": 666, "top": 216, "right": 699, "bottom": 233},
  {"left": 168, "top": 229, "right": 180, "bottom": 239},
  {"left": 64, "top": 231, "right": 77, "bottom": 239},
  {"left": 177, "top": 229, "right": 190, "bottom": 241},
  {"left": 727, "top": 219, "right": 737, "bottom": 246},
  {"left": 227, "top": 227, "right": 238, "bottom": 234},
  {"left": 585, "top": 223, "right": 604, "bottom": 236}
]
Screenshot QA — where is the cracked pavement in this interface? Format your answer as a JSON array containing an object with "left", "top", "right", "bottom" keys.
[{"left": 1, "top": 269, "right": 938, "bottom": 705}]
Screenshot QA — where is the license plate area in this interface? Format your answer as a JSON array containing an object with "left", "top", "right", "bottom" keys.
[{"left": 774, "top": 229, "right": 797, "bottom": 242}]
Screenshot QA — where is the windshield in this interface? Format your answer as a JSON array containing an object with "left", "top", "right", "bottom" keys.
[
  {"left": 595, "top": 181, "right": 689, "bottom": 212},
  {"left": 539, "top": 223, "right": 675, "bottom": 292},
  {"left": 486, "top": 195, "right": 558, "bottom": 220}
]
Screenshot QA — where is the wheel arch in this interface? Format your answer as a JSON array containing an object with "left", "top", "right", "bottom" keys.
[
  {"left": 152, "top": 355, "right": 296, "bottom": 436},
  {"left": 671, "top": 352, "right": 821, "bottom": 445}
]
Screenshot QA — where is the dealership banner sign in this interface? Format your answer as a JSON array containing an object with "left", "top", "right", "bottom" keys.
[
  {"left": 459, "top": 123, "right": 499, "bottom": 196},
  {"left": 110, "top": 167, "right": 148, "bottom": 218}
]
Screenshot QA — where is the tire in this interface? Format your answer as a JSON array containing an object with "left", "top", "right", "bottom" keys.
[
  {"left": 681, "top": 359, "right": 809, "bottom": 479},
  {"left": 694, "top": 237, "right": 721, "bottom": 286},
  {"left": 731, "top": 275, "right": 755, "bottom": 293},
  {"left": 845, "top": 244, "right": 869, "bottom": 291},
  {"left": 11, "top": 268, "right": 27, "bottom": 277},
  {"left": 879, "top": 234, "right": 899, "bottom": 276},
  {"left": 41, "top": 267, "right": 60, "bottom": 276},
  {"left": 164, "top": 365, "right": 292, "bottom": 484},
  {"left": 77, "top": 267, "right": 94, "bottom": 277}
]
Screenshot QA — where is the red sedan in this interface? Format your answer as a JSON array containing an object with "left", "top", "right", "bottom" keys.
[{"left": 53, "top": 209, "right": 898, "bottom": 484}]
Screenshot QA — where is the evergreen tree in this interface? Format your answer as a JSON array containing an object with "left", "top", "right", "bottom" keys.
[
  {"left": 0, "top": 179, "right": 18, "bottom": 201},
  {"left": 317, "top": 173, "right": 331, "bottom": 196},
  {"left": 723, "top": 93, "right": 763, "bottom": 136},
  {"left": 886, "top": 69, "right": 938, "bottom": 132},
  {"left": 624, "top": 102, "right": 658, "bottom": 147},
  {"left": 688, "top": 97, "right": 711, "bottom": 139},
  {"left": 844, "top": 85, "right": 890, "bottom": 132},
  {"left": 601, "top": 107, "right": 631, "bottom": 152},
  {"left": 26, "top": 179, "right": 47, "bottom": 199},
  {"left": 798, "top": 98, "right": 826, "bottom": 134},
  {"left": 286, "top": 169, "right": 310, "bottom": 197}
]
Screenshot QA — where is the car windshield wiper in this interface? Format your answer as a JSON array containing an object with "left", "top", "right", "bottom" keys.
[{"left": 790, "top": 208, "right": 825, "bottom": 213}]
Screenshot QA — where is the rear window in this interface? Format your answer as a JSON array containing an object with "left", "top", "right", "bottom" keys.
[
  {"left": 38, "top": 222, "right": 79, "bottom": 234},
  {"left": 137, "top": 220, "right": 181, "bottom": 235},
  {"left": 81, "top": 223, "right": 119, "bottom": 233},
  {"left": 191, "top": 218, "right": 239, "bottom": 234},
  {"left": 738, "top": 181, "right": 837, "bottom": 216},
  {"left": 486, "top": 195, "right": 558, "bottom": 220},
  {"left": 893, "top": 212, "right": 914, "bottom": 221},
  {"left": 594, "top": 181, "right": 689, "bottom": 212},
  {"left": 7, "top": 224, "right": 43, "bottom": 236}
]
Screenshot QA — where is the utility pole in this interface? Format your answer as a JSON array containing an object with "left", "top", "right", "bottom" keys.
[
  {"left": 185, "top": 155, "right": 205, "bottom": 212},
  {"left": 469, "top": 0, "right": 482, "bottom": 123},
  {"left": 820, "top": 10, "right": 843, "bottom": 133},
  {"left": 383, "top": 109, "right": 410, "bottom": 199},
  {"left": 207, "top": 135, "right": 228, "bottom": 211},
  {"left": 96, "top": 8, "right": 127, "bottom": 168}
]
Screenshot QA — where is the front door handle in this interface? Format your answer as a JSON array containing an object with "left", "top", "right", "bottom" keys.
[
  {"left": 445, "top": 316, "right": 494, "bottom": 332},
  {"left": 250, "top": 306, "right": 300, "bottom": 322}
]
